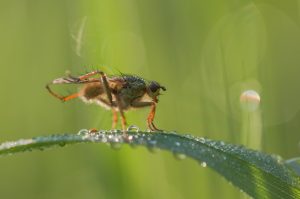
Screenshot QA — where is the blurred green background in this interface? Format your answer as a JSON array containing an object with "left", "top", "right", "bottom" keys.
[{"left": 1, "top": 0, "right": 300, "bottom": 198}]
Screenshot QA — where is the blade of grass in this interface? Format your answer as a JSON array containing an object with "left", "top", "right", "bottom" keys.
[{"left": 0, "top": 130, "right": 299, "bottom": 199}]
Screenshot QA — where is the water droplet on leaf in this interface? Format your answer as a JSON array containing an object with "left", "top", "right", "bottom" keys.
[
  {"left": 173, "top": 152, "right": 186, "bottom": 160},
  {"left": 78, "top": 129, "right": 89, "bottom": 136},
  {"left": 201, "top": 162, "right": 207, "bottom": 167},
  {"left": 240, "top": 90, "right": 260, "bottom": 111},
  {"left": 58, "top": 142, "right": 66, "bottom": 147},
  {"left": 110, "top": 142, "right": 122, "bottom": 150},
  {"left": 127, "top": 125, "right": 140, "bottom": 132}
]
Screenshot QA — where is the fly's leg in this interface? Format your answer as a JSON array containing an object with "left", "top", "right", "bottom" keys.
[
  {"left": 112, "top": 109, "right": 118, "bottom": 129},
  {"left": 45, "top": 71, "right": 100, "bottom": 101},
  {"left": 115, "top": 95, "right": 127, "bottom": 134},
  {"left": 47, "top": 70, "right": 113, "bottom": 105},
  {"left": 46, "top": 84, "right": 80, "bottom": 102},
  {"left": 70, "top": 70, "right": 113, "bottom": 105},
  {"left": 120, "top": 110, "right": 127, "bottom": 133},
  {"left": 147, "top": 104, "right": 160, "bottom": 131},
  {"left": 99, "top": 72, "right": 113, "bottom": 106},
  {"left": 76, "top": 71, "right": 102, "bottom": 80},
  {"left": 131, "top": 101, "right": 161, "bottom": 132},
  {"left": 78, "top": 70, "right": 113, "bottom": 105},
  {"left": 62, "top": 93, "right": 80, "bottom": 102}
]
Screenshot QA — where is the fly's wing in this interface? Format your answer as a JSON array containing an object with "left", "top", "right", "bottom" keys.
[
  {"left": 107, "top": 76, "right": 128, "bottom": 91},
  {"left": 51, "top": 76, "right": 98, "bottom": 85},
  {"left": 46, "top": 75, "right": 100, "bottom": 102}
]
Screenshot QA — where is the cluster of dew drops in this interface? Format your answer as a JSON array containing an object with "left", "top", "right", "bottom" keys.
[{"left": 76, "top": 126, "right": 208, "bottom": 167}]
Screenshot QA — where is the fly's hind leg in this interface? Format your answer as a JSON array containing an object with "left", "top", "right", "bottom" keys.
[
  {"left": 67, "top": 70, "right": 116, "bottom": 129},
  {"left": 46, "top": 84, "right": 80, "bottom": 102},
  {"left": 67, "top": 70, "right": 113, "bottom": 105},
  {"left": 80, "top": 70, "right": 113, "bottom": 104}
]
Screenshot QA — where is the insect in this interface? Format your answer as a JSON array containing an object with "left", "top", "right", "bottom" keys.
[{"left": 46, "top": 70, "right": 166, "bottom": 133}]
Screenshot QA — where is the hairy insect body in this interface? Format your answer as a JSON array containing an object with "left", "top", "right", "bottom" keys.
[
  {"left": 46, "top": 71, "right": 166, "bottom": 132},
  {"left": 79, "top": 82, "right": 109, "bottom": 108},
  {"left": 80, "top": 75, "right": 147, "bottom": 111},
  {"left": 117, "top": 76, "right": 147, "bottom": 110}
]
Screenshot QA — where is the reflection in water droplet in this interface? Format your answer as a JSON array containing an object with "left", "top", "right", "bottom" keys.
[
  {"left": 240, "top": 90, "right": 260, "bottom": 111},
  {"left": 127, "top": 125, "right": 140, "bottom": 132},
  {"left": 173, "top": 152, "right": 186, "bottom": 160}
]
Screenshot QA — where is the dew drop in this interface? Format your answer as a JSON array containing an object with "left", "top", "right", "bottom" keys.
[
  {"left": 147, "top": 139, "right": 159, "bottom": 153},
  {"left": 198, "top": 137, "right": 205, "bottom": 143},
  {"left": 58, "top": 142, "right": 66, "bottom": 147},
  {"left": 240, "top": 90, "right": 260, "bottom": 111},
  {"left": 200, "top": 162, "right": 207, "bottom": 167},
  {"left": 112, "top": 129, "right": 120, "bottom": 133},
  {"left": 147, "top": 146, "right": 159, "bottom": 153},
  {"left": 110, "top": 142, "right": 122, "bottom": 150},
  {"left": 175, "top": 142, "right": 181, "bottom": 147},
  {"left": 126, "top": 135, "right": 133, "bottom": 141},
  {"left": 101, "top": 137, "right": 108, "bottom": 143},
  {"left": 148, "top": 140, "right": 157, "bottom": 146},
  {"left": 173, "top": 152, "right": 186, "bottom": 160},
  {"left": 127, "top": 125, "right": 140, "bottom": 132},
  {"left": 38, "top": 147, "right": 45, "bottom": 151},
  {"left": 78, "top": 129, "right": 89, "bottom": 136}
]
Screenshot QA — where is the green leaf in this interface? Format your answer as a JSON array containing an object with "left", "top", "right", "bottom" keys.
[{"left": 0, "top": 130, "right": 299, "bottom": 199}]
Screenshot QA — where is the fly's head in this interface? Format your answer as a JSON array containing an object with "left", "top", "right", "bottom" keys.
[{"left": 146, "top": 81, "right": 166, "bottom": 102}]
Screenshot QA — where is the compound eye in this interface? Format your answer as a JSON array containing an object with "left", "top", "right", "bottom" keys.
[{"left": 149, "top": 81, "right": 160, "bottom": 93}]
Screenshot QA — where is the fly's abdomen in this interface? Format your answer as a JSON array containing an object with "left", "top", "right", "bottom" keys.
[{"left": 80, "top": 83, "right": 103, "bottom": 100}]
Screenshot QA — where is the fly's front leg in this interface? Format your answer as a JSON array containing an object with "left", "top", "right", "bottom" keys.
[
  {"left": 76, "top": 71, "right": 101, "bottom": 80},
  {"left": 80, "top": 71, "right": 115, "bottom": 129},
  {"left": 147, "top": 103, "right": 160, "bottom": 131},
  {"left": 99, "top": 71, "right": 113, "bottom": 106},
  {"left": 131, "top": 101, "right": 161, "bottom": 132}
]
